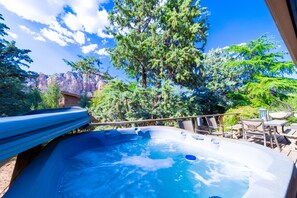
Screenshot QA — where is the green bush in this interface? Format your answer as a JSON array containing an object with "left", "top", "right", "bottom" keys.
[
  {"left": 285, "top": 95, "right": 297, "bottom": 123},
  {"left": 89, "top": 80, "right": 201, "bottom": 122},
  {"left": 223, "top": 105, "right": 259, "bottom": 127}
]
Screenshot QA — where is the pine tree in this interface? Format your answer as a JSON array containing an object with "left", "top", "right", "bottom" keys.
[
  {"left": 0, "top": 14, "right": 37, "bottom": 116},
  {"left": 108, "top": 0, "right": 208, "bottom": 88}
]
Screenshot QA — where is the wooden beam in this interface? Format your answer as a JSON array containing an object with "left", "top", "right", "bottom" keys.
[
  {"left": 265, "top": 0, "right": 297, "bottom": 66},
  {"left": 90, "top": 113, "right": 240, "bottom": 127},
  {"left": 10, "top": 145, "right": 43, "bottom": 186}
]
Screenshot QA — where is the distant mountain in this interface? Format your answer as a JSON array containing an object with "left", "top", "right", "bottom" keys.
[{"left": 28, "top": 71, "right": 108, "bottom": 96}]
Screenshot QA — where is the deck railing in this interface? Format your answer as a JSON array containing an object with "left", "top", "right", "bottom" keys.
[{"left": 90, "top": 113, "right": 240, "bottom": 132}]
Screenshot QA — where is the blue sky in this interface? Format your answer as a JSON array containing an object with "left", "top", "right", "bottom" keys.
[
  {"left": 203, "top": 0, "right": 287, "bottom": 51},
  {"left": 0, "top": 0, "right": 291, "bottom": 78}
]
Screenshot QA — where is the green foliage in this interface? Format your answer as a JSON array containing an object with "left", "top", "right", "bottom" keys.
[
  {"left": 150, "top": 0, "right": 209, "bottom": 87},
  {"left": 204, "top": 48, "right": 244, "bottom": 95},
  {"left": 108, "top": 0, "right": 208, "bottom": 88},
  {"left": 89, "top": 80, "right": 200, "bottom": 122},
  {"left": 226, "top": 93, "right": 252, "bottom": 108},
  {"left": 226, "top": 34, "right": 295, "bottom": 80},
  {"left": 39, "top": 81, "right": 62, "bottom": 109},
  {"left": 203, "top": 48, "right": 247, "bottom": 111},
  {"left": 0, "top": 14, "right": 36, "bottom": 116},
  {"left": 63, "top": 55, "right": 101, "bottom": 76},
  {"left": 285, "top": 95, "right": 297, "bottom": 123},
  {"left": 27, "top": 87, "right": 43, "bottom": 110},
  {"left": 205, "top": 35, "right": 297, "bottom": 110},
  {"left": 223, "top": 105, "right": 259, "bottom": 127},
  {"left": 286, "top": 93, "right": 297, "bottom": 111},
  {"left": 90, "top": 34, "right": 297, "bottom": 122},
  {"left": 79, "top": 93, "right": 90, "bottom": 108},
  {"left": 245, "top": 75, "right": 297, "bottom": 107}
]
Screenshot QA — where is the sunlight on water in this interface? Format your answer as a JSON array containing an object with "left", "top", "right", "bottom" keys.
[
  {"left": 58, "top": 138, "right": 252, "bottom": 198},
  {"left": 114, "top": 156, "right": 174, "bottom": 171}
]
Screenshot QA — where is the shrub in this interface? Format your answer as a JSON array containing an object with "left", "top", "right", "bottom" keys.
[{"left": 223, "top": 105, "right": 259, "bottom": 127}]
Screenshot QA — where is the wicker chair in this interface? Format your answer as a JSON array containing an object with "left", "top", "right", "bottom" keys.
[{"left": 268, "top": 101, "right": 292, "bottom": 120}]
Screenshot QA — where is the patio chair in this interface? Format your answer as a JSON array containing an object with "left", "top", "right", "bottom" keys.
[
  {"left": 178, "top": 119, "right": 209, "bottom": 135},
  {"left": 177, "top": 120, "right": 196, "bottom": 132},
  {"left": 178, "top": 118, "right": 232, "bottom": 138},
  {"left": 241, "top": 119, "right": 273, "bottom": 147},
  {"left": 205, "top": 116, "right": 233, "bottom": 138}
]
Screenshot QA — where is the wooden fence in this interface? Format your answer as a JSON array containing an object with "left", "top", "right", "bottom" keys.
[{"left": 90, "top": 113, "right": 240, "bottom": 132}]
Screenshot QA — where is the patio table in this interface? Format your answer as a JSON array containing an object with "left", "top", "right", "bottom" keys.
[{"left": 232, "top": 120, "right": 288, "bottom": 150}]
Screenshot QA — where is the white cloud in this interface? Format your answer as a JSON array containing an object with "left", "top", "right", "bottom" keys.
[
  {"left": 95, "top": 48, "right": 109, "bottom": 56},
  {"left": 63, "top": 1, "right": 112, "bottom": 38},
  {"left": 102, "top": 39, "right": 108, "bottom": 45},
  {"left": 34, "top": 36, "right": 46, "bottom": 42},
  {"left": 81, "top": 44, "right": 98, "bottom": 54},
  {"left": 63, "top": 13, "right": 82, "bottom": 31},
  {"left": 222, "top": 46, "right": 229, "bottom": 50},
  {"left": 40, "top": 22, "right": 85, "bottom": 46},
  {"left": 0, "top": 0, "right": 64, "bottom": 24},
  {"left": 0, "top": 0, "right": 112, "bottom": 47},
  {"left": 7, "top": 32, "right": 18, "bottom": 39},
  {"left": 73, "top": 31, "right": 85, "bottom": 45},
  {"left": 19, "top": 25, "right": 46, "bottom": 42},
  {"left": 48, "top": 21, "right": 73, "bottom": 38},
  {"left": 97, "top": 29, "right": 113, "bottom": 38},
  {"left": 19, "top": 25, "right": 35, "bottom": 35},
  {"left": 41, "top": 28, "right": 73, "bottom": 46},
  {"left": 237, "top": 43, "right": 247, "bottom": 46}
]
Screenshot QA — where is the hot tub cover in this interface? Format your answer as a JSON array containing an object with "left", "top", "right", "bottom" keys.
[{"left": 0, "top": 107, "right": 90, "bottom": 161}]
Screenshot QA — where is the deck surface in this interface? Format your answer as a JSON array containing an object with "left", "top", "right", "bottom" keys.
[
  {"left": 274, "top": 135, "right": 297, "bottom": 166},
  {"left": 237, "top": 132, "right": 297, "bottom": 166}
]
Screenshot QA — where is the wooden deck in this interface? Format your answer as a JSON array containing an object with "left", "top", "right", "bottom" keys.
[
  {"left": 274, "top": 135, "right": 297, "bottom": 166},
  {"left": 239, "top": 133, "right": 297, "bottom": 166}
]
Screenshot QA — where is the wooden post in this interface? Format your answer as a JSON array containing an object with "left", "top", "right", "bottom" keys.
[
  {"left": 219, "top": 115, "right": 224, "bottom": 132},
  {"left": 192, "top": 117, "right": 198, "bottom": 133}
]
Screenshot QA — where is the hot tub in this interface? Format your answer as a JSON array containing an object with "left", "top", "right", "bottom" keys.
[{"left": 5, "top": 126, "right": 297, "bottom": 197}]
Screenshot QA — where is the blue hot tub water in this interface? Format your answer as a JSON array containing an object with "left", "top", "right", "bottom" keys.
[
  {"left": 57, "top": 138, "right": 251, "bottom": 198},
  {"left": 5, "top": 127, "right": 297, "bottom": 198}
]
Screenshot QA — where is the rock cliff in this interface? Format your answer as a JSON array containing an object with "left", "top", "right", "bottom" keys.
[{"left": 29, "top": 71, "right": 108, "bottom": 96}]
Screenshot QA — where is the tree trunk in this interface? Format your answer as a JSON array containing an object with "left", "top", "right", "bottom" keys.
[{"left": 141, "top": 66, "right": 147, "bottom": 89}]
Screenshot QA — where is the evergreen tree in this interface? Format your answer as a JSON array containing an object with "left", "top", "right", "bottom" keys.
[
  {"left": 79, "top": 93, "right": 90, "bottom": 108},
  {"left": 204, "top": 48, "right": 243, "bottom": 95},
  {"left": 108, "top": 0, "right": 208, "bottom": 88},
  {"left": 226, "top": 34, "right": 295, "bottom": 81},
  {"left": 40, "top": 81, "right": 62, "bottom": 109},
  {"left": 226, "top": 35, "right": 297, "bottom": 106},
  {"left": 90, "top": 79, "right": 199, "bottom": 122},
  {"left": 0, "top": 14, "right": 37, "bottom": 116}
]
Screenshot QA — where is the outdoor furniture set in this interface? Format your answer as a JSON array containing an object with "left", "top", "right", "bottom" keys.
[{"left": 178, "top": 101, "right": 297, "bottom": 151}]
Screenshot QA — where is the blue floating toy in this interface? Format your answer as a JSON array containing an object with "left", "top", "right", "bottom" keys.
[{"left": 185, "top": 155, "right": 196, "bottom": 160}]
